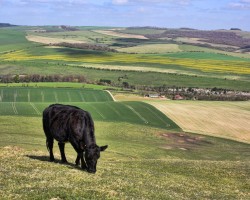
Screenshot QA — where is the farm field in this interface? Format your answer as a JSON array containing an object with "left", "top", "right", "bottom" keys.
[
  {"left": 1, "top": 61, "right": 250, "bottom": 90},
  {"left": 0, "top": 87, "right": 180, "bottom": 130},
  {"left": 0, "top": 87, "right": 113, "bottom": 102},
  {"left": 150, "top": 100, "right": 250, "bottom": 143},
  {"left": 1, "top": 26, "right": 250, "bottom": 91},
  {"left": 0, "top": 82, "right": 118, "bottom": 90},
  {"left": 1, "top": 47, "right": 250, "bottom": 76}
]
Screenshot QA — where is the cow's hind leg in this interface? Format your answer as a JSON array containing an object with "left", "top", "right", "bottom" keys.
[
  {"left": 46, "top": 138, "right": 55, "bottom": 161},
  {"left": 58, "top": 142, "right": 67, "bottom": 163}
]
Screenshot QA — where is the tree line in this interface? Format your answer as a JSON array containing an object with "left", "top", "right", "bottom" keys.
[{"left": 0, "top": 74, "right": 87, "bottom": 83}]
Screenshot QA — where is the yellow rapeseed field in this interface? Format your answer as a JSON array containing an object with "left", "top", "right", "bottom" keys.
[{"left": 1, "top": 49, "right": 250, "bottom": 75}]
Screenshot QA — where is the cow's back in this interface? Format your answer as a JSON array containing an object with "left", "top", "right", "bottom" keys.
[{"left": 43, "top": 104, "right": 95, "bottom": 144}]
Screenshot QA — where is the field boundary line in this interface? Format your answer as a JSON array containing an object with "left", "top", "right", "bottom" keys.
[
  {"left": 106, "top": 103, "right": 122, "bottom": 117},
  {"left": 88, "top": 104, "right": 106, "bottom": 119},
  {"left": 125, "top": 105, "right": 148, "bottom": 124},
  {"left": 54, "top": 92, "right": 58, "bottom": 102},
  {"left": 79, "top": 92, "right": 85, "bottom": 102},
  {"left": 30, "top": 103, "right": 41, "bottom": 115},
  {"left": 12, "top": 102, "right": 18, "bottom": 115},
  {"left": 143, "top": 104, "right": 170, "bottom": 127},
  {"left": 105, "top": 90, "right": 116, "bottom": 101},
  {"left": 67, "top": 92, "right": 72, "bottom": 102}
]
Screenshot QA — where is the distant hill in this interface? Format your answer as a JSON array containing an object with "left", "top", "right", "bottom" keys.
[{"left": 0, "top": 23, "right": 17, "bottom": 27}]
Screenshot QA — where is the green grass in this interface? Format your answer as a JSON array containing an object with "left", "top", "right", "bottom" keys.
[
  {"left": 0, "top": 82, "right": 119, "bottom": 90},
  {"left": 0, "top": 101, "right": 180, "bottom": 130},
  {"left": 0, "top": 30, "right": 33, "bottom": 53},
  {"left": 0, "top": 87, "right": 180, "bottom": 130},
  {"left": 1, "top": 61, "right": 249, "bottom": 90},
  {"left": 0, "top": 117, "right": 249, "bottom": 199},
  {"left": 0, "top": 87, "right": 113, "bottom": 102},
  {"left": 162, "top": 51, "right": 250, "bottom": 61}
]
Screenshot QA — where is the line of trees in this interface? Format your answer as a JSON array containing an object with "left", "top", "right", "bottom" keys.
[{"left": 0, "top": 74, "right": 87, "bottom": 83}]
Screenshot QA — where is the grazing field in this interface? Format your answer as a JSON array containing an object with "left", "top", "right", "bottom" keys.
[
  {"left": 0, "top": 117, "right": 249, "bottom": 199},
  {"left": 150, "top": 101, "right": 250, "bottom": 143}
]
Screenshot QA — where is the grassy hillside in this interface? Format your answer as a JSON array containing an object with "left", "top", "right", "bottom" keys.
[
  {"left": 0, "top": 117, "right": 249, "bottom": 199},
  {"left": 0, "top": 27, "right": 38, "bottom": 53}
]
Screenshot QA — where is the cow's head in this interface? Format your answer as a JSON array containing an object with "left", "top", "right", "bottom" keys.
[{"left": 85, "top": 144, "right": 108, "bottom": 173}]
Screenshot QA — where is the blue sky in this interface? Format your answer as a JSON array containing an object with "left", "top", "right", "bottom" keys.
[{"left": 0, "top": 0, "right": 250, "bottom": 30}]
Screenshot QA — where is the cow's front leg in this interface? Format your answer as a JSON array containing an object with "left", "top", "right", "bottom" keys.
[
  {"left": 58, "top": 142, "right": 68, "bottom": 163},
  {"left": 80, "top": 152, "right": 87, "bottom": 170},
  {"left": 75, "top": 152, "right": 87, "bottom": 170}
]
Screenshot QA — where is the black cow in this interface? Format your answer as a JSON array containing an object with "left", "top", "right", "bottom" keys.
[{"left": 42, "top": 104, "right": 108, "bottom": 173}]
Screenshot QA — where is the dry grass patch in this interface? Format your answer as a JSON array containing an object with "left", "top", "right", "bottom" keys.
[
  {"left": 93, "top": 30, "right": 148, "bottom": 39},
  {"left": 26, "top": 35, "right": 87, "bottom": 45},
  {"left": 118, "top": 44, "right": 181, "bottom": 53},
  {"left": 150, "top": 101, "right": 250, "bottom": 143}
]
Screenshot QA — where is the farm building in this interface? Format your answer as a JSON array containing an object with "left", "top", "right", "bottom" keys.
[{"left": 173, "top": 94, "right": 184, "bottom": 100}]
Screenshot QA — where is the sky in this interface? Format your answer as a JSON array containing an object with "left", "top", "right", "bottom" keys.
[{"left": 0, "top": 0, "right": 250, "bottom": 31}]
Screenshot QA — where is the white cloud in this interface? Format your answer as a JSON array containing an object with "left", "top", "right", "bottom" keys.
[
  {"left": 229, "top": 0, "right": 250, "bottom": 9},
  {"left": 112, "top": 0, "right": 128, "bottom": 5}
]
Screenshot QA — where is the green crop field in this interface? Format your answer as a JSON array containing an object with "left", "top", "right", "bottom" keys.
[
  {"left": 0, "top": 87, "right": 180, "bottom": 130},
  {"left": 0, "top": 87, "right": 113, "bottom": 102}
]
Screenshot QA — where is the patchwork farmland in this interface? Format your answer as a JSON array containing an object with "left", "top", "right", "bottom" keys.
[{"left": 0, "top": 26, "right": 250, "bottom": 199}]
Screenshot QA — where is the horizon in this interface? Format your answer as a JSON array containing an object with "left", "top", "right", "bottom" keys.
[
  {"left": 0, "top": 0, "right": 250, "bottom": 31},
  {"left": 2, "top": 23, "right": 248, "bottom": 32}
]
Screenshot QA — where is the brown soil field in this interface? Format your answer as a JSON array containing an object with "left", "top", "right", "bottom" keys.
[{"left": 149, "top": 101, "right": 250, "bottom": 143}]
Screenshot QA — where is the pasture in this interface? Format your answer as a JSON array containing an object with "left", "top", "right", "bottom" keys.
[
  {"left": 0, "top": 116, "right": 250, "bottom": 199},
  {"left": 0, "top": 86, "right": 249, "bottom": 199}
]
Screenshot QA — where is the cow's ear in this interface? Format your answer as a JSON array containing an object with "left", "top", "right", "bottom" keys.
[{"left": 100, "top": 145, "right": 108, "bottom": 151}]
